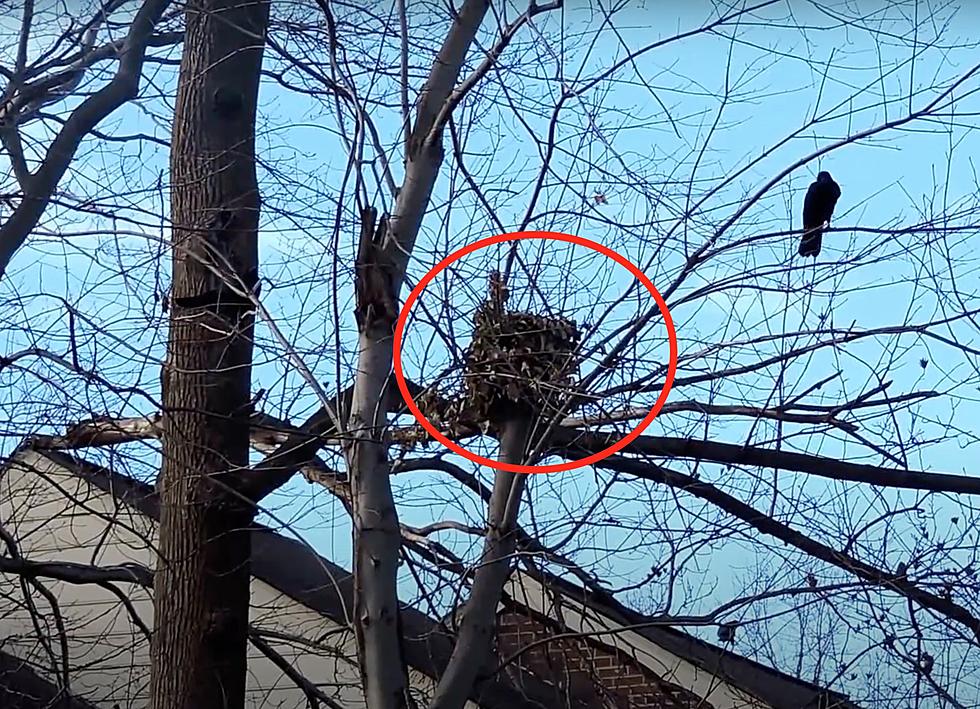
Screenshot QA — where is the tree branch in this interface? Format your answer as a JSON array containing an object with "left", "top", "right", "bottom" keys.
[
  {"left": 0, "top": 0, "right": 172, "bottom": 281},
  {"left": 429, "top": 415, "right": 531, "bottom": 709},
  {"left": 410, "top": 0, "right": 492, "bottom": 150},
  {"left": 562, "top": 400, "right": 858, "bottom": 433},
  {"left": 550, "top": 429, "right": 980, "bottom": 496},
  {"left": 589, "top": 454, "right": 980, "bottom": 644},
  {"left": 248, "top": 630, "right": 345, "bottom": 709},
  {"left": 234, "top": 376, "right": 423, "bottom": 503},
  {"left": 393, "top": 456, "right": 610, "bottom": 596},
  {"left": 0, "top": 555, "right": 153, "bottom": 588},
  {"left": 428, "top": 0, "right": 563, "bottom": 140}
]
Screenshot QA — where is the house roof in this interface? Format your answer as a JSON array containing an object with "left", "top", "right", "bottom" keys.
[
  {"left": 3, "top": 447, "right": 571, "bottom": 709},
  {"left": 4, "top": 446, "right": 861, "bottom": 709},
  {"left": 518, "top": 570, "right": 862, "bottom": 709},
  {"left": 0, "top": 650, "right": 102, "bottom": 709}
]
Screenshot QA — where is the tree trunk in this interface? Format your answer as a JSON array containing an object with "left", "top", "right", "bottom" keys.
[
  {"left": 429, "top": 416, "right": 530, "bottom": 709},
  {"left": 150, "top": 1, "right": 269, "bottom": 708},
  {"left": 344, "top": 3, "right": 492, "bottom": 707},
  {"left": 348, "top": 207, "right": 414, "bottom": 709}
]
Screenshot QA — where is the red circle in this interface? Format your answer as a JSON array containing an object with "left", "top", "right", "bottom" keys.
[{"left": 392, "top": 231, "right": 677, "bottom": 474}]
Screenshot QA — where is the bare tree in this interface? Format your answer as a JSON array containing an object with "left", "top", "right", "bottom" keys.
[{"left": 2, "top": 2, "right": 980, "bottom": 708}]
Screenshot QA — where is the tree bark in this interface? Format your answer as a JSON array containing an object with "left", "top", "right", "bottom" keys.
[
  {"left": 150, "top": 1, "right": 269, "bottom": 708},
  {"left": 428, "top": 416, "right": 530, "bottom": 709}
]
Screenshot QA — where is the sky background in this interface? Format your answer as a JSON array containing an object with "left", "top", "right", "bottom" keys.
[{"left": 3, "top": 0, "right": 980, "bottom": 704}]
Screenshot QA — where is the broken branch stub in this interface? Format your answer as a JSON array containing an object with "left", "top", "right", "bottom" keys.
[{"left": 354, "top": 207, "right": 399, "bottom": 332}]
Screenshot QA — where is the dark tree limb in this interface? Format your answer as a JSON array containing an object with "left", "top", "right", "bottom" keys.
[
  {"left": 248, "top": 631, "right": 345, "bottom": 709},
  {"left": 0, "top": 553, "right": 348, "bottom": 698},
  {"left": 550, "top": 429, "right": 980, "bottom": 496},
  {"left": 33, "top": 405, "right": 979, "bottom": 498},
  {"left": 0, "top": 555, "right": 154, "bottom": 643},
  {"left": 588, "top": 453, "right": 980, "bottom": 644},
  {"left": 233, "top": 375, "right": 423, "bottom": 504},
  {"left": 0, "top": 556, "right": 154, "bottom": 587},
  {"left": 0, "top": 0, "right": 172, "bottom": 281}
]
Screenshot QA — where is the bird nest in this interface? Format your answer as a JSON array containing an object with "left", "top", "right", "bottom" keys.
[
  {"left": 462, "top": 301, "right": 582, "bottom": 422},
  {"left": 398, "top": 273, "right": 583, "bottom": 449}
]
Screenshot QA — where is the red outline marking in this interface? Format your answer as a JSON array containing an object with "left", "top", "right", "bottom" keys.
[{"left": 393, "top": 231, "right": 678, "bottom": 474}]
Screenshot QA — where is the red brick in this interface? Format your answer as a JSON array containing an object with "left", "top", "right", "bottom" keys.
[{"left": 496, "top": 609, "right": 714, "bottom": 709}]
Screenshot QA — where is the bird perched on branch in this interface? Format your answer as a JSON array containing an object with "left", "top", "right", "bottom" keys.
[
  {"left": 717, "top": 622, "right": 738, "bottom": 643},
  {"left": 799, "top": 171, "right": 841, "bottom": 258}
]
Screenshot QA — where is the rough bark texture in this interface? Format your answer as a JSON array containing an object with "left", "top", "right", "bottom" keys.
[
  {"left": 429, "top": 416, "right": 531, "bottom": 709},
  {"left": 150, "top": 1, "right": 269, "bottom": 708}
]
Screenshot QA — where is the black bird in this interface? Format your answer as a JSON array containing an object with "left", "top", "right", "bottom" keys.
[
  {"left": 800, "top": 171, "right": 841, "bottom": 257},
  {"left": 717, "top": 622, "right": 738, "bottom": 643}
]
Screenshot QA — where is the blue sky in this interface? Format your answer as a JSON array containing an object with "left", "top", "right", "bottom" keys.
[{"left": 3, "top": 0, "right": 980, "bottom": 702}]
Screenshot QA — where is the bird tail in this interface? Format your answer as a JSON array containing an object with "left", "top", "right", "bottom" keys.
[{"left": 799, "top": 227, "right": 822, "bottom": 257}]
